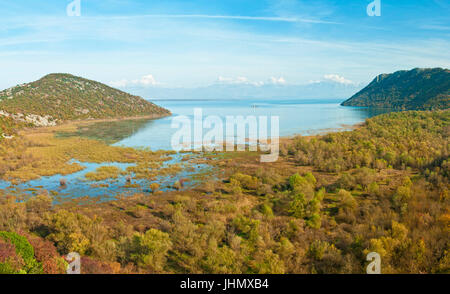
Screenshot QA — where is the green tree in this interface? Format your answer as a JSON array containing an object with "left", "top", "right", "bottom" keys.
[{"left": 128, "top": 229, "right": 172, "bottom": 272}]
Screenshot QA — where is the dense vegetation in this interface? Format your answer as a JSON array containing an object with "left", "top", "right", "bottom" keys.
[
  {"left": 0, "top": 73, "right": 170, "bottom": 122},
  {"left": 0, "top": 110, "right": 448, "bottom": 274},
  {"left": 341, "top": 68, "right": 449, "bottom": 110},
  {"left": 0, "top": 116, "right": 22, "bottom": 139}
]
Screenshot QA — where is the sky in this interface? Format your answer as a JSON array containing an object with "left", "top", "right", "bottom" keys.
[{"left": 0, "top": 0, "right": 449, "bottom": 90}]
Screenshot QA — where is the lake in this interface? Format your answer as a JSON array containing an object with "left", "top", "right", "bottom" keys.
[{"left": 113, "top": 99, "right": 390, "bottom": 150}]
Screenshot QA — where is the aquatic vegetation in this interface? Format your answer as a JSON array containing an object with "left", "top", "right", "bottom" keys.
[
  {"left": 85, "top": 166, "right": 126, "bottom": 181},
  {"left": 0, "top": 124, "right": 169, "bottom": 182},
  {"left": 149, "top": 183, "right": 160, "bottom": 193}
]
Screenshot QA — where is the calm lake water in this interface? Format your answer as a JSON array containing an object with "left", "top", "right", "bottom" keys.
[{"left": 114, "top": 99, "right": 389, "bottom": 150}]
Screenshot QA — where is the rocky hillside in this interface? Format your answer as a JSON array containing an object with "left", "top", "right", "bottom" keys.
[
  {"left": 341, "top": 68, "right": 449, "bottom": 110},
  {"left": 0, "top": 116, "right": 24, "bottom": 141},
  {"left": 0, "top": 73, "right": 171, "bottom": 125}
]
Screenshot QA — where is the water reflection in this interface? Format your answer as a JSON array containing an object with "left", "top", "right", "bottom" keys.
[
  {"left": 56, "top": 118, "right": 154, "bottom": 144},
  {"left": 114, "top": 99, "right": 394, "bottom": 150},
  {"left": 56, "top": 100, "right": 395, "bottom": 151}
]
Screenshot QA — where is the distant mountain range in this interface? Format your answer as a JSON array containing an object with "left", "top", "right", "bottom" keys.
[
  {"left": 122, "top": 81, "right": 363, "bottom": 100},
  {"left": 341, "top": 68, "right": 450, "bottom": 110},
  {"left": 0, "top": 74, "right": 170, "bottom": 126}
]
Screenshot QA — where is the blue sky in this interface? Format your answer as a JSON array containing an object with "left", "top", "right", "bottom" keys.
[{"left": 0, "top": 0, "right": 449, "bottom": 90}]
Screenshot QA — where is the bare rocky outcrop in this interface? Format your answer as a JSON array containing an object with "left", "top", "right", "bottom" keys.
[{"left": 0, "top": 110, "right": 57, "bottom": 127}]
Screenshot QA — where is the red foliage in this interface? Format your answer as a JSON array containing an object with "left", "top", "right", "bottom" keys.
[
  {"left": 80, "top": 257, "right": 120, "bottom": 274},
  {"left": 0, "top": 240, "right": 17, "bottom": 262},
  {"left": 0, "top": 239, "right": 24, "bottom": 271},
  {"left": 26, "top": 235, "right": 65, "bottom": 274}
]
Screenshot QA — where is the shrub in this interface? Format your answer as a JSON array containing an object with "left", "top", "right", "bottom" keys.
[
  {"left": 0, "top": 240, "right": 24, "bottom": 274},
  {"left": 304, "top": 172, "right": 317, "bottom": 185},
  {"left": 250, "top": 250, "right": 285, "bottom": 274},
  {"left": 26, "top": 194, "right": 53, "bottom": 215},
  {"left": 232, "top": 216, "right": 260, "bottom": 243},
  {"left": 289, "top": 173, "right": 314, "bottom": 199},
  {"left": 27, "top": 235, "right": 65, "bottom": 274},
  {"left": 307, "top": 240, "right": 344, "bottom": 274},
  {"left": 337, "top": 189, "right": 357, "bottom": 211},
  {"left": 230, "top": 173, "right": 259, "bottom": 190},
  {"left": 353, "top": 167, "right": 376, "bottom": 189},
  {"left": 336, "top": 173, "right": 356, "bottom": 190},
  {"left": 0, "top": 231, "right": 42, "bottom": 273},
  {"left": 81, "top": 256, "right": 120, "bottom": 274},
  {"left": 368, "top": 182, "right": 380, "bottom": 196},
  {"left": 126, "top": 229, "right": 172, "bottom": 272},
  {"left": 306, "top": 213, "right": 321, "bottom": 229},
  {"left": 260, "top": 203, "right": 274, "bottom": 218},
  {"left": 44, "top": 210, "right": 107, "bottom": 255},
  {"left": 288, "top": 193, "right": 306, "bottom": 218}
]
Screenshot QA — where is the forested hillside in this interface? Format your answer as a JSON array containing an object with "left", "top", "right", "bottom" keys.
[
  {"left": 0, "top": 74, "right": 170, "bottom": 123},
  {"left": 341, "top": 68, "right": 449, "bottom": 110}
]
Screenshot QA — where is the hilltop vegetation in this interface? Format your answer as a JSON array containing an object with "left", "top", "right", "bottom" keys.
[
  {"left": 0, "top": 109, "right": 448, "bottom": 274},
  {"left": 342, "top": 68, "right": 450, "bottom": 110},
  {"left": 0, "top": 74, "right": 170, "bottom": 124}
]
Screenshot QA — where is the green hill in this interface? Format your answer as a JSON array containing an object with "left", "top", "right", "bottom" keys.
[
  {"left": 341, "top": 68, "right": 450, "bottom": 110},
  {"left": 0, "top": 73, "right": 171, "bottom": 125}
]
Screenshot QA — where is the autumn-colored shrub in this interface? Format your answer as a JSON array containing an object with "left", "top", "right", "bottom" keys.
[{"left": 0, "top": 231, "right": 42, "bottom": 273}]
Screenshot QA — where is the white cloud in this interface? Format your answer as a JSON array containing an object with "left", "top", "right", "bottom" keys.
[
  {"left": 269, "top": 76, "right": 286, "bottom": 85},
  {"left": 323, "top": 74, "right": 354, "bottom": 85},
  {"left": 136, "top": 74, "right": 159, "bottom": 86},
  {"left": 109, "top": 74, "right": 160, "bottom": 88}
]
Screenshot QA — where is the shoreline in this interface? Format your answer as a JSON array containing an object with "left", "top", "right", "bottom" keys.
[
  {"left": 279, "top": 121, "right": 365, "bottom": 141},
  {"left": 56, "top": 112, "right": 172, "bottom": 127},
  {"left": 19, "top": 112, "right": 172, "bottom": 134},
  {"left": 19, "top": 113, "right": 367, "bottom": 151}
]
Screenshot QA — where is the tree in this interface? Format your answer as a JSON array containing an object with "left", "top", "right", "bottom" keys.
[
  {"left": 289, "top": 173, "right": 314, "bottom": 199},
  {"left": 337, "top": 189, "right": 357, "bottom": 211},
  {"left": 127, "top": 229, "right": 172, "bottom": 272},
  {"left": 288, "top": 193, "right": 307, "bottom": 218}
]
